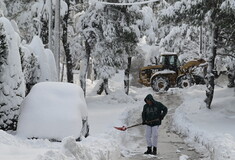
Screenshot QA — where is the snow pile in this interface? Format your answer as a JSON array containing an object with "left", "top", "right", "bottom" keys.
[
  {"left": 179, "top": 154, "right": 189, "bottom": 160},
  {"left": 36, "top": 136, "right": 121, "bottom": 160},
  {"left": 17, "top": 82, "right": 88, "bottom": 141},
  {"left": 0, "top": 130, "right": 59, "bottom": 160},
  {"left": 172, "top": 85, "right": 235, "bottom": 160}
]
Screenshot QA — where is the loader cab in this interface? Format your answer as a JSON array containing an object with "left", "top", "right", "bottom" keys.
[{"left": 160, "top": 53, "right": 180, "bottom": 72}]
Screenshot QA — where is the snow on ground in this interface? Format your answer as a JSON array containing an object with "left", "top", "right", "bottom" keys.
[
  {"left": 172, "top": 84, "right": 235, "bottom": 160},
  {"left": 0, "top": 71, "right": 235, "bottom": 160}
]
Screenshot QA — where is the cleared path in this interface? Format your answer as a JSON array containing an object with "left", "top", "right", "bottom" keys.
[{"left": 122, "top": 91, "right": 205, "bottom": 160}]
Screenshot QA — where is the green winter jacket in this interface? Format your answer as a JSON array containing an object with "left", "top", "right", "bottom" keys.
[{"left": 142, "top": 94, "right": 168, "bottom": 126}]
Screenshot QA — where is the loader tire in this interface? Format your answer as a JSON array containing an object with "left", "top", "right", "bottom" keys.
[
  {"left": 151, "top": 76, "right": 169, "bottom": 92},
  {"left": 177, "top": 75, "right": 193, "bottom": 88}
]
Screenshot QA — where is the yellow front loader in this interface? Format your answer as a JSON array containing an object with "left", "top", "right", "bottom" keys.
[{"left": 138, "top": 52, "right": 207, "bottom": 92}]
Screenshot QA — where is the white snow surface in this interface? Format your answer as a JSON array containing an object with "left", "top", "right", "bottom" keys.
[
  {"left": 17, "top": 82, "right": 88, "bottom": 141},
  {"left": 173, "top": 85, "right": 235, "bottom": 160},
  {"left": 0, "top": 71, "right": 235, "bottom": 160}
]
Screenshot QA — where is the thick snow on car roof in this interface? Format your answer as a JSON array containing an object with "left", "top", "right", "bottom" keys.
[{"left": 16, "top": 82, "right": 88, "bottom": 141}]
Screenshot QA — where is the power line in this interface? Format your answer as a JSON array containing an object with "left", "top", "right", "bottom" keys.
[{"left": 96, "top": 0, "right": 160, "bottom": 6}]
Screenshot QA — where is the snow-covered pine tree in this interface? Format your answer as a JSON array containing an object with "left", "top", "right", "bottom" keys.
[
  {"left": 4, "top": 0, "right": 67, "bottom": 43},
  {"left": 116, "top": 3, "right": 140, "bottom": 95},
  {"left": 0, "top": 18, "right": 25, "bottom": 131},
  {"left": 78, "top": 3, "right": 108, "bottom": 95},
  {"left": 19, "top": 45, "right": 40, "bottom": 95},
  {"left": 219, "top": 1, "right": 235, "bottom": 88},
  {"left": 157, "top": 1, "right": 206, "bottom": 62},
  {"left": 158, "top": 24, "right": 203, "bottom": 62},
  {"left": 3, "top": 0, "right": 35, "bottom": 42},
  {"left": 0, "top": 23, "right": 7, "bottom": 68},
  {"left": 121, "top": 3, "right": 158, "bottom": 94}
]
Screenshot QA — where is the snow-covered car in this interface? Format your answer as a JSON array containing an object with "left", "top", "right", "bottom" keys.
[{"left": 16, "top": 82, "right": 89, "bottom": 141}]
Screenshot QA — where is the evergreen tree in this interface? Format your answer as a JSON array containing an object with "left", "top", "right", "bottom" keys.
[
  {"left": 0, "top": 19, "right": 25, "bottom": 131},
  {"left": 0, "top": 23, "right": 7, "bottom": 69},
  {"left": 19, "top": 46, "right": 40, "bottom": 95}
]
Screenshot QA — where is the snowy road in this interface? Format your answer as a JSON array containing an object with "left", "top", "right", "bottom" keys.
[{"left": 122, "top": 91, "right": 204, "bottom": 160}]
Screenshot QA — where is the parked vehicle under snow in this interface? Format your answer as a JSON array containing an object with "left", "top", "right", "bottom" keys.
[{"left": 16, "top": 82, "right": 89, "bottom": 141}]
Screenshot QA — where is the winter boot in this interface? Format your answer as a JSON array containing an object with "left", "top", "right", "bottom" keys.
[
  {"left": 152, "top": 147, "right": 157, "bottom": 155},
  {"left": 144, "top": 147, "right": 152, "bottom": 154}
]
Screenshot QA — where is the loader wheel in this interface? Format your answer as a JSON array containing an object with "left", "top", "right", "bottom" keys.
[
  {"left": 177, "top": 75, "right": 193, "bottom": 88},
  {"left": 151, "top": 76, "right": 169, "bottom": 92}
]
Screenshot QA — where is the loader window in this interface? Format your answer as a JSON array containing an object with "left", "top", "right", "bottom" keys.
[
  {"left": 169, "top": 56, "right": 175, "bottom": 65},
  {"left": 161, "top": 55, "right": 180, "bottom": 72},
  {"left": 161, "top": 55, "right": 177, "bottom": 66}
]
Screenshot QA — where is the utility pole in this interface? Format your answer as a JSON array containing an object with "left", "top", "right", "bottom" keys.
[
  {"left": 55, "top": 0, "right": 60, "bottom": 80},
  {"left": 48, "top": 0, "right": 53, "bottom": 51}
]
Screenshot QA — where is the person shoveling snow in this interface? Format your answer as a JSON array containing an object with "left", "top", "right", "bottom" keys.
[
  {"left": 142, "top": 94, "right": 168, "bottom": 155},
  {"left": 114, "top": 94, "right": 168, "bottom": 156}
]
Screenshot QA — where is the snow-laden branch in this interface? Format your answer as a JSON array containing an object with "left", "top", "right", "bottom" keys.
[{"left": 96, "top": 0, "right": 160, "bottom": 6}]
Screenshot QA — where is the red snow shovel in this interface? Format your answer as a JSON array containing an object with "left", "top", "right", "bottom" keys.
[
  {"left": 114, "top": 123, "right": 142, "bottom": 131},
  {"left": 114, "top": 119, "right": 160, "bottom": 131}
]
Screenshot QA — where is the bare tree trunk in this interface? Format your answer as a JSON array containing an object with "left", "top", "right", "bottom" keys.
[
  {"left": 205, "top": 24, "right": 218, "bottom": 109},
  {"left": 62, "top": 0, "right": 73, "bottom": 83},
  {"left": 124, "top": 57, "right": 131, "bottom": 95},
  {"left": 199, "top": 25, "right": 203, "bottom": 55},
  {"left": 60, "top": 62, "right": 65, "bottom": 81},
  {"left": 97, "top": 78, "right": 109, "bottom": 95},
  {"left": 54, "top": 0, "right": 60, "bottom": 79},
  {"left": 80, "top": 40, "right": 91, "bottom": 96},
  {"left": 227, "top": 67, "right": 235, "bottom": 88}
]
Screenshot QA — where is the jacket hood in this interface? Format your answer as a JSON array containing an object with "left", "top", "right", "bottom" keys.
[{"left": 144, "top": 94, "right": 155, "bottom": 103}]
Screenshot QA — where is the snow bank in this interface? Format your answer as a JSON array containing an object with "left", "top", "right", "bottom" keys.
[
  {"left": 17, "top": 82, "right": 88, "bottom": 141},
  {"left": 0, "top": 130, "right": 59, "bottom": 160},
  {"left": 172, "top": 85, "right": 235, "bottom": 160},
  {"left": 36, "top": 136, "right": 121, "bottom": 160}
]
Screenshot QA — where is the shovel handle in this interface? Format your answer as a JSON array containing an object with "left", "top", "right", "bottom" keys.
[
  {"left": 114, "top": 119, "right": 160, "bottom": 131},
  {"left": 126, "top": 119, "right": 159, "bottom": 129},
  {"left": 126, "top": 123, "right": 142, "bottom": 129}
]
